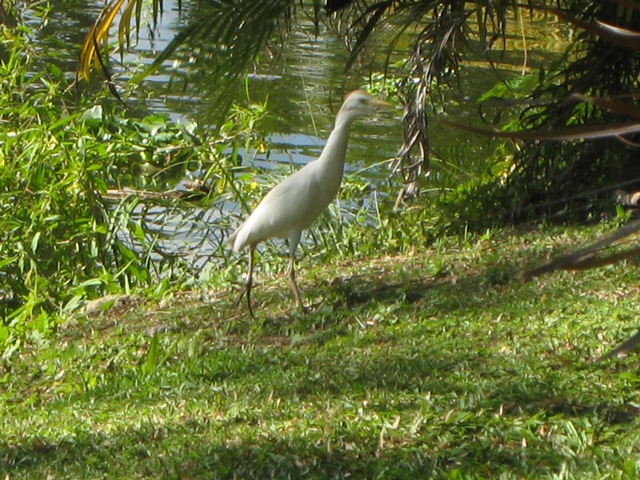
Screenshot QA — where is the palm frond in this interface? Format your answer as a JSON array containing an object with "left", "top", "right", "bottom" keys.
[
  {"left": 78, "top": 0, "right": 127, "bottom": 82},
  {"left": 81, "top": 0, "right": 295, "bottom": 123},
  {"left": 79, "top": 0, "right": 165, "bottom": 82}
]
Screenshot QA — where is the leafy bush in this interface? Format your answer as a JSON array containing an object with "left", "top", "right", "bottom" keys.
[{"left": 0, "top": 26, "right": 267, "bottom": 350}]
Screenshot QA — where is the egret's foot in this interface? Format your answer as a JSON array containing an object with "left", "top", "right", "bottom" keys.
[
  {"left": 297, "top": 300, "right": 323, "bottom": 315},
  {"left": 300, "top": 300, "right": 324, "bottom": 315},
  {"left": 299, "top": 304, "right": 311, "bottom": 315},
  {"left": 233, "top": 282, "right": 255, "bottom": 318}
]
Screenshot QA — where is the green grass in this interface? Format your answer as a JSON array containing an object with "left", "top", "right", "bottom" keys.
[{"left": 2, "top": 224, "right": 640, "bottom": 479}]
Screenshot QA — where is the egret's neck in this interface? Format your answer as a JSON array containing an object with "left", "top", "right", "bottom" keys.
[{"left": 316, "top": 113, "right": 354, "bottom": 168}]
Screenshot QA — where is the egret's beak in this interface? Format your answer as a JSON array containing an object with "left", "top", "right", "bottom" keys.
[{"left": 371, "top": 98, "right": 394, "bottom": 110}]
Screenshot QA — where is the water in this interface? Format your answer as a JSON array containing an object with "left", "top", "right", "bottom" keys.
[{"left": 27, "top": 1, "right": 571, "bottom": 267}]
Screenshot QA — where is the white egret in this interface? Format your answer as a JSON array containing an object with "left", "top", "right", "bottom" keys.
[{"left": 227, "top": 90, "right": 392, "bottom": 316}]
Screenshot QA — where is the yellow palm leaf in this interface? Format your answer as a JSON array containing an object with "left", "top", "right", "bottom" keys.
[{"left": 78, "top": 0, "right": 129, "bottom": 81}]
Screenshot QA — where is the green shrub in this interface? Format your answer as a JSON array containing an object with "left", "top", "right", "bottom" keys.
[{"left": 0, "top": 26, "right": 267, "bottom": 350}]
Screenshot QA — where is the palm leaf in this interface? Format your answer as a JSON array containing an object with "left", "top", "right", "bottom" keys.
[
  {"left": 78, "top": 0, "right": 127, "bottom": 82},
  {"left": 536, "top": 5, "right": 640, "bottom": 52},
  {"left": 344, "top": 1, "right": 392, "bottom": 72},
  {"left": 444, "top": 119, "right": 640, "bottom": 141},
  {"left": 521, "top": 218, "right": 640, "bottom": 280},
  {"left": 572, "top": 93, "right": 640, "bottom": 120},
  {"left": 81, "top": 0, "right": 294, "bottom": 123}
]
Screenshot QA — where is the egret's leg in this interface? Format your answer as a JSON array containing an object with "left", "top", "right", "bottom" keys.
[
  {"left": 287, "top": 230, "right": 305, "bottom": 311},
  {"left": 245, "top": 244, "right": 256, "bottom": 317},
  {"left": 287, "top": 255, "right": 304, "bottom": 310},
  {"left": 234, "top": 244, "right": 256, "bottom": 317}
]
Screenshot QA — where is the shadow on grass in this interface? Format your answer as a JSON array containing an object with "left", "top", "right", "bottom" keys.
[
  {"left": 320, "top": 258, "right": 521, "bottom": 310},
  {"left": 2, "top": 335, "right": 635, "bottom": 479},
  {"left": 0, "top": 395, "right": 625, "bottom": 480}
]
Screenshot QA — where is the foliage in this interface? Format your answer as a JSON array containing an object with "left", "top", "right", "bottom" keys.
[
  {"left": 0, "top": 24, "right": 267, "bottom": 351},
  {"left": 503, "top": 6, "right": 640, "bottom": 222},
  {"left": 2, "top": 224, "right": 640, "bottom": 478}
]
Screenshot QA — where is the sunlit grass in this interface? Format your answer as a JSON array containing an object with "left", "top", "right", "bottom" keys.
[{"left": 2, "top": 225, "right": 640, "bottom": 479}]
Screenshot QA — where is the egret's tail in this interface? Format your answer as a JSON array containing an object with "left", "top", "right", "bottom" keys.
[{"left": 227, "top": 220, "right": 248, "bottom": 251}]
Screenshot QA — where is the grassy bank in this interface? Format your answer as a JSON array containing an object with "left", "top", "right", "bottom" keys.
[{"left": 2, "top": 224, "right": 639, "bottom": 479}]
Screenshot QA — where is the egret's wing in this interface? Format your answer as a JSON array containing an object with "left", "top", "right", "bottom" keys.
[{"left": 231, "top": 164, "right": 323, "bottom": 250}]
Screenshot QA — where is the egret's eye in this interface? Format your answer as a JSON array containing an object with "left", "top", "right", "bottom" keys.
[{"left": 358, "top": 97, "right": 368, "bottom": 104}]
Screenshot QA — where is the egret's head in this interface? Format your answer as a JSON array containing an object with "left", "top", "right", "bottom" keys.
[{"left": 339, "top": 90, "right": 393, "bottom": 119}]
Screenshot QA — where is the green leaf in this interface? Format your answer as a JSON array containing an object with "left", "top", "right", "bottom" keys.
[
  {"left": 30, "top": 231, "right": 41, "bottom": 253},
  {"left": 79, "top": 105, "right": 104, "bottom": 126},
  {"left": 142, "top": 333, "right": 160, "bottom": 375}
]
